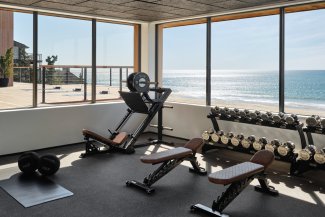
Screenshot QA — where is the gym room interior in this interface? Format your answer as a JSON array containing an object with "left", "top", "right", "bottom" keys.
[{"left": 0, "top": 0, "right": 324, "bottom": 217}]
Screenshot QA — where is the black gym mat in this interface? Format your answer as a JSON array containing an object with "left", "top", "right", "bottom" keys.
[{"left": 0, "top": 173, "right": 73, "bottom": 208}]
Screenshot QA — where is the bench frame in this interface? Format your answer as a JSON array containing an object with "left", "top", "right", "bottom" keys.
[
  {"left": 191, "top": 171, "right": 278, "bottom": 217},
  {"left": 126, "top": 153, "right": 207, "bottom": 194}
]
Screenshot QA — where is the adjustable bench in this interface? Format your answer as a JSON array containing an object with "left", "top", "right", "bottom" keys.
[
  {"left": 126, "top": 138, "right": 207, "bottom": 194},
  {"left": 80, "top": 130, "right": 129, "bottom": 158},
  {"left": 191, "top": 150, "right": 278, "bottom": 217}
]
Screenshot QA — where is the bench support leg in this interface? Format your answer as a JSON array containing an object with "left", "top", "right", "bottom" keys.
[
  {"left": 254, "top": 174, "right": 279, "bottom": 196},
  {"left": 187, "top": 155, "right": 207, "bottom": 175},
  {"left": 126, "top": 159, "right": 182, "bottom": 194},
  {"left": 80, "top": 138, "right": 102, "bottom": 158}
]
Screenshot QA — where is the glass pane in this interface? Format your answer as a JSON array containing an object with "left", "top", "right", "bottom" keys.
[
  {"left": 162, "top": 24, "right": 206, "bottom": 105},
  {"left": 38, "top": 15, "right": 91, "bottom": 105},
  {"left": 211, "top": 15, "right": 279, "bottom": 112},
  {"left": 97, "top": 22, "right": 134, "bottom": 100},
  {"left": 285, "top": 9, "right": 325, "bottom": 116},
  {"left": 0, "top": 11, "right": 33, "bottom": 110}
]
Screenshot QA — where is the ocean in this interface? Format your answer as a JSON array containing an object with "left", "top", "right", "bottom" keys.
[
  {"left": 163, "top": 70, "right": 325, "bottom": 110},
  {"left": 89, "top": 69, "right": 325, "bottom": 110}
]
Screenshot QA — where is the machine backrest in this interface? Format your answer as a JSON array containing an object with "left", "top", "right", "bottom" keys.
[
  {"left": 119, "top": 91, "right": 149, "bottom": 114},
  {"left": 250, "top": 150, "right": 274, "bottom": 169}
]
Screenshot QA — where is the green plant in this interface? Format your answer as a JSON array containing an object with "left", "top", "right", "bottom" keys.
[{"left": 0, "top": 47, "right": 14, "bottom": 79}]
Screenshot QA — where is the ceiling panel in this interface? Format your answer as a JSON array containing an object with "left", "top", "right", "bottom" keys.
[{"left": 0, "top": 0, "right": 309, "bottom": 22}]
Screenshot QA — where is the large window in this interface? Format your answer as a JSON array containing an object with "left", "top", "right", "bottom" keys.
[
  {"left": 285, "top": 9, "right": 325, "bottom": 116},
  {"left": 38, "top": 15, "right": 92, "bottom": 105},
  {"left": 211, "top": 15, "right": 279, "bottom": 112},
  {"left": 97, "top": 22, "right": 134, "bottom": 100},
  {"left": 162, "top": 23, "right": 206, "bottom": 105},
  {"left": 0, "top": 11, "right": 33, "bottom": 110}
]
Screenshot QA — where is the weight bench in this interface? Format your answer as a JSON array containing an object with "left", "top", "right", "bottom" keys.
[
  {"left": 126, "top": 138, "right": 207, "bottom": 194},
  {"left": 80, "top": 130, "right": 129, "bottom": 158},
  {"left": 191, "top": 150, "right": 278, "bottom": 217}
]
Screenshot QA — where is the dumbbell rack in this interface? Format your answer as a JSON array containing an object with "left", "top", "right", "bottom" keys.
[
  {"left": 202, "top": 109, "right": 308, "bottom": 175},
  {"left": 292, "top": 127, "right": 325, "bottom": 174}
]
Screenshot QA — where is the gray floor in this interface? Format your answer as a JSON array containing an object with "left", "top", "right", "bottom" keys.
[{"left": 0, "top": 134, "right": 324, "bottom": 217}]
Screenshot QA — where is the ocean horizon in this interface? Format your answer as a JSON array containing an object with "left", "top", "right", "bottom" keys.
[{"left": 82, "top": 69, "right": 325, "bottom": 110}]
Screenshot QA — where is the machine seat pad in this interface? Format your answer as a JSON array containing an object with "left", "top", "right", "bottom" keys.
[
  {"left": 208, "top": 162, "right": 264, "bottom": 185},
  {"left": 83, "top": 129, "right": 128, "bottom": 146},
  {"left": 140, "top": 147, "right": 193, "bottom": 164}
]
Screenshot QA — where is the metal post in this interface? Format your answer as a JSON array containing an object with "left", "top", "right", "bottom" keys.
[
  {"left": 109, "top": 68, "right": 112, "bottom": 86},
  {"left": 126, "top": 68, "right": 129, "bottom": 79},
  {"left": 33, "top": 12, "right": 38, "bottom": 107},
  {"left": 42, "top": 67, "right": 45, "bottom": 103},
  {"left": 138, "top": 25, "right": 142, "bottom": 71},
  {"left": 19, "top": 68, "right": 21, "bottom": 82},
  {"left": 119, "top": 67, "right": 122, "bottom": 92},
  {"left": 84, "top": 68, "right": 87, "bottom": 101},
  {"left": 279, "top": 8, "right": 285, "bottom": 113},
  {"left": 206, "top": 17, "right": 211, "bottom": 106},
  {"left": 92, "top": 19, "right": 97, "bottom": 103}
]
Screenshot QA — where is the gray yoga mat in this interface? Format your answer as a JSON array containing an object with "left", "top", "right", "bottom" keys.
[{"left": 0, "top": 173, "right": 73, "bottom": 208}]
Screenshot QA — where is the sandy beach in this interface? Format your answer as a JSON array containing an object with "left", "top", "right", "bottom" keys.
[{"left": 1, "top": 82, "right": 324, "bottom": 117}]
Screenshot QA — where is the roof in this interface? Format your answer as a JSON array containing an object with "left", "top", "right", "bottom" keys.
[
  {"left": 0, "top": 0, "right": 314, "bottom": 23},
  {"left": 14, "top": 40, "right": 29, "bottom": 49}
]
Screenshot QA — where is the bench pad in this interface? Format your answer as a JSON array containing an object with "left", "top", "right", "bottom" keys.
[
  {"left": 140, "top": 147, "right": 193, "bottom": 164},
  {"left": 208, "top": 162, "right": 264, "bottom": 185},
  {"left": 83, "top": 129, "right": 128, "bottom": 146}
]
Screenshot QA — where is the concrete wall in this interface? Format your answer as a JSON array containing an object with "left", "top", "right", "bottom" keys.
[
  {"left": 159, "top": 102, "right": 325, "bottom": 150},
  {"left": 0, "top": 102, "right": 145, "bottom": 155}
]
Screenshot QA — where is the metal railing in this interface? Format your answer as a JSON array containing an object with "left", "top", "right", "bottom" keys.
[{"left": 13, "top": 65, "right": 133, "bottom": 104}]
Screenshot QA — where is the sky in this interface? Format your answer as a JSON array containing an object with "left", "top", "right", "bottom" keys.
[
  {"left": 163, "top": 9, "right": 325, "bottom": 71},
  {"left": 13, "top": 9, "right": 325, "bottom": 71},
  {"left": 13, "top": 13, "right": 134, "bottom": 67}
]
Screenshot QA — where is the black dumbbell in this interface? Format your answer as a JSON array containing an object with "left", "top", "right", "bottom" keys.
[
  {"left": 277, "top": 141, "right": 295, "bottom": 157},
  {"left": 273, "top": 112, "right": 285, "bottom": 124},
  {"left": 298, "top": 145, "right": 316, "bottom": 161},
  {"left": 321, "top": 118, "right": 325, "bottom": 129},
  {"left": 38, "top": 154, "right": 60, "bottom": 176},
  {"left": 252, "top": 137, "right": 268, "bottom": 151},
  {"left": 230, "top": 134, "right": 244, "bottom": 147},
  {"left": 265, "top": 139, "right": 280, "bottom": 153},
  {"left": 242, "top": 135, "right": 255, "bottom": 149},
  {"left": 285, "top": 114, "right": 298, "bottom": 126},
  {"left": 314, "top": 148, "right": 325, "bottom": 165},
  {"left": 306, "top": 115, "right": 321, "bottom": 128},
  {"left": 221, "top": 132, "right": 234, "bottom": 145},
  {"left": 18, "top": 152, "right": 40, "bottom": 174}
]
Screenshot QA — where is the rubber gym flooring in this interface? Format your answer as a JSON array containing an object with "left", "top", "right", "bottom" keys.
[{"left": 0, "top": 133, "right": 324, "bottom": 217}]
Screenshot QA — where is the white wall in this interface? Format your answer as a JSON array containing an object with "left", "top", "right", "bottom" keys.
[{"left": 0, "top": 102, "right": 145, "bottom": 155}]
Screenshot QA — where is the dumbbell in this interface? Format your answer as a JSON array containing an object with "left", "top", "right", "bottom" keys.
[
  {"left": 241, "top": 135, "right": 256, "bottom": 149},
  {"left": 230, "top": 134, "right": 244, "bottom": 147},
  {"left": 229, "top": 108, "right": 240, "bottom": 119},
  {"left": 321, "top": 118, "right": 325, "bottom": 129},
  {"left": 239, "top": 109, "right": 250, "bottom": 120},
  {"left": 260, "top": 112, "right": 272, "bottom": 123},
  {"left": 220, "top": 107, "right": 231, "bottom": 119},
  {"left": 252, "top": 137, "right": 268, "bottom": 151},
  {"left": 265, "top": 139, "right": 280, "bottom": 153},
  {"left": 277, "top": 141, "right": 295, "bottom": 157},
  {"left": 249, "top": 110, "right": 261, "bottom": 121},
  {"left": 298, "top": 145, "right": 316, "bottom": 161},
  {"left": 314, "top": 148, "right": 325, "bottom": 165},
  {"left": 18, "top": 152, "right": 40, "bottom": 175},
  {"left": 273, "top": 112, "right": 285, "bottom": 124},
  {"left": 220, "top": 132, "right": 234, "bottom": 145},
  {"left": 18, "top": 152, "right": 60, "bottom": 176},
  {"left": 201, "top": 129, "right": 214, "bottom": 141},
  {"left": 285, "top": 114, "right": 298, "bottom": 126},
  {"left": 211, "top": 107, "right": 219, "bottom": 116},
  {"left": 306, "top": 115, "right": 321, "bottom": 128},
  {"left": 212, "top": 130, "right": 225, "bottom": 143}
]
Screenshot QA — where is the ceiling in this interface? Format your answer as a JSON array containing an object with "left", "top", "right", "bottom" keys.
[{"left": 0, "top": 0, "right": 314, "bottom": 22}]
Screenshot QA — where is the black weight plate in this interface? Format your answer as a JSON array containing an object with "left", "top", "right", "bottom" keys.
[
  {"left": 18, "top": 152, "right": 40, "bottom": 174},
  {"left": 38, "top": 154, "right": 60, "bottom": 176}
]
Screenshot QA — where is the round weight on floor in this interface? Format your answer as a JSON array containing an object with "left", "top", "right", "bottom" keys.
[
  {"left": 38, "top": 154, "right": 60, "bottom": 176},
  {"left": 18, "top": 152, "right": 40, "bottom": 174}
]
